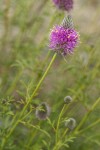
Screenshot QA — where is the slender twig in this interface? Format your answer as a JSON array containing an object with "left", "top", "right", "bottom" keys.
[
  {"left": 56, "top": 104, "right": 66, "bottom": 144},
  {"left": 74, "top": 97, "right": 100, "bottom": 134},
  {"left": 20, "top": 53, "right": 57, "bottom": 116},
  {"left": 53, "top": 104, "right": 69, "bottom": 150},
  {"left": 78, "top": 118, "right": 100, "bottom": 134}
]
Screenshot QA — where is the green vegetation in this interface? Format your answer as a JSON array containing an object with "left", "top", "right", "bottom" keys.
[{"left": 0, "top": 0, "right": 100, "bottom": 149}]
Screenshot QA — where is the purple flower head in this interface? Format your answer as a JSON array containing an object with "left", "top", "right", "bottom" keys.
[
  {"left": 49, "top": 25, "right": 79, "bottom": 55},
  {"left": 53, "top": 0, "right": 73, "bottom": 12}
]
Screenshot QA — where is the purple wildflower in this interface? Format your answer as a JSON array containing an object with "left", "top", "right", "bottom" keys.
[
  {"left": 53, "top": 0, "right": 73, "bottom": 12},
  {"left": 49, "top": 25, "right": 79, "bottom": 55}
]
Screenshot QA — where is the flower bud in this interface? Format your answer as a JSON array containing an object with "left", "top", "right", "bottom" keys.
[
  {"left": 64, "top": 96, "right": 73, "bottom": 104},
  {"left": 35, "top": 102, "right": 51, "bottom": 120},
  {"left": 65, "top": 118, "right": 76, "bottom": 130},
  {"left": 61, "top": 15, "right": 74, "bottom": 29}
]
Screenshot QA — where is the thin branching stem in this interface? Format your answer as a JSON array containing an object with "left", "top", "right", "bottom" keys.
[
  {"left": 54, "top": 104, "right": 68, "bottom": 150},
  {"left": 74, "top": 97, "right": 100, "bottom": 134},
  {"left": 1, "top": 53, "right": 57, "bottom": 149},
  {"left": 78, "top": 118, "right": 100, "bottom": 134}
]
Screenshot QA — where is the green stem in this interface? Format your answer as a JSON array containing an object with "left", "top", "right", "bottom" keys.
[
  {"left": 1, "top": 53, "right": 57, "bottom": 149},
  {"left": 20, "top": 121, "right": 50, "bottom": 138},
  {"left": 74, "top": 97, "right": 100, "bottom": 133},
  {"left": 20, "top": 53, "right": 57, "bottom": 116},
  {"left": 1, "top": 120, "right": 19, "bottom": 149},
  {"left": 78, "top": 118, "right": 100, "bottom": 134},
  {"left": 54, "top": 104, "right": 67, "bottom": 150}
]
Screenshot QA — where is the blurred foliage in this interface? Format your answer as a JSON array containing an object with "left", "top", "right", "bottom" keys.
[{"left": 0, "top": 0, "right": 100, "bottom": 150}]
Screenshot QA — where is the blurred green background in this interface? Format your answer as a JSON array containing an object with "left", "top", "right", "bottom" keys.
[{"left": 0, "top": 0, "right": 100, "bottom": 150}]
